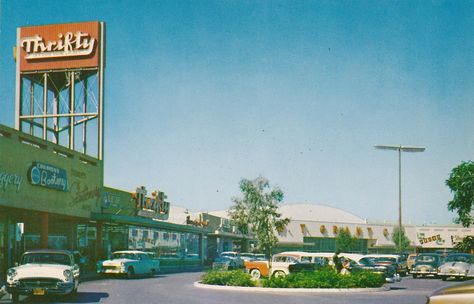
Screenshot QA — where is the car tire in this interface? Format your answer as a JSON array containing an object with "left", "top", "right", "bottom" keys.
[
  {"left": 273, "top": 270, "right": 286, "bottom": 278},
  {"left": 441, "top": 276, "right": 447, "bottom": 281},
  {"left": 10, "top": 292, "right": 19, "bottom": 303},
  {"left": 126, "top": 267, "right": 135, "bottom": 279},
  {"left": 412, "top": 274, "right": 418, "bottom": 279},
  {"left": 250, "top": 269, "right": 261, "bottom": 280}
]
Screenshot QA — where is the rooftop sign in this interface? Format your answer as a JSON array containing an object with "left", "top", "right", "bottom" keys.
[{"left": 18, "top": 21, "right": 101, "bottom": 71}]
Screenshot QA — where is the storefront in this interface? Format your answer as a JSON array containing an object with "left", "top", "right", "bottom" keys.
[{"left": 0, "top": 124, "right": 103, "bottom": 276}]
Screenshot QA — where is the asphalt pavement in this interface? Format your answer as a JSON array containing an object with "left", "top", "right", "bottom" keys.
[{"left": 0, "top": 272, "right": 463, "bottom": 304}]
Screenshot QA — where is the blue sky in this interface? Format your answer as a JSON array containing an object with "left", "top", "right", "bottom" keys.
[{"left": 1, "top": 1, "right": 473, "bottom": 224}]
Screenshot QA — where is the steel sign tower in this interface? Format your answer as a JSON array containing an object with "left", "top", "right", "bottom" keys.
[{"left": 15, "top": 22, "right": 105, "bottom": 160}]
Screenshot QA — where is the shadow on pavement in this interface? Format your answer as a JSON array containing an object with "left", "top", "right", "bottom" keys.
[{"left": 5, "top": 292, "right": 109, "bottom": 303}]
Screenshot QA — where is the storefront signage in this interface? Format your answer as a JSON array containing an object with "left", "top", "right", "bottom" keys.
[
  {"left": 133, "top": 186, "right": 170, "bottom": 220},
  {"left": 18, "top": 21, "right": 101, "bottom": 71},
  {"left": 21, "top": 31, "right": 96, "bottom": 60},
  {"left": 0, "top": 168, "right": 23, "bottom": 192},
  {"left": 419, "top": 234, "right": 444, "bottom": 245},
  {"left": 28, "top": 162, "right": 68, "bottom": 192}
]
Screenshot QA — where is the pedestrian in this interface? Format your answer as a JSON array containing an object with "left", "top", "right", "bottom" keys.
[
  {"left": 333, "top": 250, "right": 342, "bottom": 273},
  {"left": 341, "top": 258, "right": 351, "bottom": 275}
]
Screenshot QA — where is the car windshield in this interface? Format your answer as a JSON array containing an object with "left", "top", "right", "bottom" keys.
[
  {"left": 112, "top": 253, "right": 137, "bottom": 260},
  {"left": 444, "top": 255, "right": 472, "bottom": 263},
  {"left": 372, "top": 257, "right": 397, "bottom": 263},
  {"left": 21, "top": 252, "right": 71, "bottom": 265},
  {"left": 417, "top": 255, "right": 436, "bottom": 262},
  {"left": 359, "top": 257, "right": 377, "bottom": 266},
  {"left": 221, "top": 253, "right": 236, "bottom": 258}
]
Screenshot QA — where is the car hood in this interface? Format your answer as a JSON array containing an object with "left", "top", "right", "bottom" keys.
[
  {"left": 430, "top": 279, "right": 474, "bottom": 297},
  {"left": 102, "top": 258, "right": 136, "bottom": 265},
  {"left": 440, "top": 261, "right": 470, "bottom": 269},
  {"left": 12, "top": 263, "right": 71, "bottom": 280}
]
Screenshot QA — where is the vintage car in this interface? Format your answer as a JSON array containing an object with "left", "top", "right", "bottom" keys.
[
  {"left": 245, "top": 252, "right": 314, "bottom": 279},
  {"left": 437, "top": 253, "right": 474, "bottom": 281},
  {"left": 364, "top": 254, "right": 408, "bottom": 276},
  {"left": 426, "top": 279, "right": 474, "bottom": 304},
  {"left": 406, "top": 253, "right": 418, "bottom": 273},
  {"left": 342, "top": 254, "right": 399, "bottom": 283},
  {"left": 97, "top": 250, "right": 160, "bottom": 278},
  {"left": 411, "top": 253, "right": 442, "bottom": 278},
  {"left": 6, "top": 249, "right": 80, "bottom": 303},
  {"left": 212, "top": 252, "right": 245, "bottom": 270}
]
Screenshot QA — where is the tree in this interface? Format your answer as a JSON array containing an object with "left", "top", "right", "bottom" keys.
[
  {"left": 446, "top": 161, "right": 474, "bottom": 227},
  {"left": 335, "top": 227, "right": 356, "bottom": 252},
  {"left": 391, "top": 226, "right": 411, "bottom": 253},
  {"left": 229, "top": 176, "right": 290, "bottom": 257},
  {"left": 454, "top": 236, "right": 474, "bottom": 254}
]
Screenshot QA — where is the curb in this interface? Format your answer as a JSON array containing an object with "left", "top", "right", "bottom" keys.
[{"left": 194, "top": 282, "right": 390, "bottom": 293}]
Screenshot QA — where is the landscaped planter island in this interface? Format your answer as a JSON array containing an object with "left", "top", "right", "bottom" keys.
[{"left": 196, "top": 269, "right": 389, "bottom": 292}]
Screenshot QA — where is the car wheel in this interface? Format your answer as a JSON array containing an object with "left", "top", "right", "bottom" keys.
[
  {"left": 10, "top": 292, "right": 19, "bottom": 303},
  {"left": 412, "top": 274, "right": 418, "bottom": 279},
  {"left": 250, "top": 269, "right": 261, "bottom": 280},
  {"left": 441, "top": 276, "right": 447, "bottom": 281},
  {"left": 273, "top": 270, "right": 286, "bottom": 278},
  {"left": 126, "top": 267, "right": 135, "bottom": 279}
]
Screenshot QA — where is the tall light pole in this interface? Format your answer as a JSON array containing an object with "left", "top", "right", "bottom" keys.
[{"left": 374, "top": 144, "right": 425, "bottom": 252}]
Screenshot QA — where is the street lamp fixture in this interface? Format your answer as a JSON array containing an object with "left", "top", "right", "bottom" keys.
[{"left": 374, "top": 144, "right": 425, "bottom": 252}]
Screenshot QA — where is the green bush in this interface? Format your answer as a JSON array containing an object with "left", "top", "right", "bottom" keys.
[
  {"left": 262, "top": 269, "right": 385, "bottom": 289},
  {"left": 201, "top": 269, "right": 255, "bottom": 287}
]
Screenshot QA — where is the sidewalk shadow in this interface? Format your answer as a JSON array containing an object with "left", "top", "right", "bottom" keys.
[{"left": 0, "top": 292, "right": 109, "bottom": 303}]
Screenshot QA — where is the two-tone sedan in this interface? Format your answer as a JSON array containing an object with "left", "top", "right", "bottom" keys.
[
  {"left": 438, "top": 253, "right": 474, "bottom": 281},
  {"left": 412, "top": 253, "right": 442, "bottom": 278},
  {"left": 6, "top": 250, "right": 80, "bottom": 303}
]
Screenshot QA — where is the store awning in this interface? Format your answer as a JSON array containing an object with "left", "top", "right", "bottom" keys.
[{"left": 91, "top": 212, "right": 208, "bottom": 234}]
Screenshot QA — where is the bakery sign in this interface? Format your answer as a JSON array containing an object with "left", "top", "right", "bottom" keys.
[
  {"left": 28, "top": 162, "right": 68, "bottom": 192},
  {"left": 17, "top": 21, "right": 102, "bottom": 71}
]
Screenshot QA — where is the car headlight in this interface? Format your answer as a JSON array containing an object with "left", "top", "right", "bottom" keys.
[
  {"left": 7, "top": 268, "right": 17, "bottom": 280},
  {"left": 63, "top": 269, "right": 73, "bottom": 281}
]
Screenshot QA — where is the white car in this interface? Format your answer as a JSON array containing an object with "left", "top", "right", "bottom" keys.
[
  {"left": 6, "top": 249, "right": 80, "bottom": 303},
  {"left": 438, "top": 253, "right": 474, "bottom": 281},
  {"left": 97, "top": 250, "right": 160, "bottom": 278}
]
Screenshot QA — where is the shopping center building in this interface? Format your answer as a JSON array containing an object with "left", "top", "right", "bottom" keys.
[{"left": 0, "top": 21, "right": 472, "bottom": 278}]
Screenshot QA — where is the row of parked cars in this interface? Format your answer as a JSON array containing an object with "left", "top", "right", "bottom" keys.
[
  {"left": 213, "top": 251, "right": 474, "bottom": 283},
  {"left": 213, "top": 251, "right": 405, "bottom": 282},
  {"left": 409, "top": 252, "right": 474, "bottom": 281}
]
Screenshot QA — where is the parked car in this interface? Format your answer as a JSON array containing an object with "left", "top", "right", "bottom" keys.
[
  {"left": 437, "top": 253, "right": 474, "bottom": 281},
  {"left": 212, "top": 252, "right": 244, "bottom": 270},
  {"left": 406, "top": 253, "right": 418, "bottom": 273},
  {"left": 245, "top": 252, "right": 314, "bottom": 279},
  {"left": 426, "top": 279, "right": 474, "bottom": 304},
  {"left": 6, "top": 249, "right": 80, "bottom": 303},
  {"left": 365, "top": 254, "right": 408, "bottom": 276},
  {"left": 345, "top": 254, "right": 399, "bottom": 283},
  {"left": 97, "top": 250, "right": 160, "bottom": 278},
  {"left": 411, "top": 253, "right": 442, "bottom": 278},
  {"left": 240, "top": 253, "right": 256, "bottom": 262}
]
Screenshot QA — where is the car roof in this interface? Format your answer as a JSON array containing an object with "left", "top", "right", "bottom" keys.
[
  {"left": 23, "top": 249, "right": 72, "bottom": 255},
  {"left": 365, "top": 254, "right": 400, "bottom": 258},
  {"left": 113, "top": 250, "right": 146, "bottom": 254}
]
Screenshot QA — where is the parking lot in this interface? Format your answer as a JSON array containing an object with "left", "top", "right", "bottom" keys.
[{"left": 0, "top": 272, "right": 463, "bottom": 304}]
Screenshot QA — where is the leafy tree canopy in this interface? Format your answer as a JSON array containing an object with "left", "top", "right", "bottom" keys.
[
  {"left": 335, "top": 227, "right": 356, "bottom": 252},
  {"left": 446, "top": 161, "right": 474, "bottom": 227},
  {"left": 229, "top": 176, "right": 290, "bottom": 257},
  {"left": 391, "top": 226, "right": 411, "bottom": 253}
]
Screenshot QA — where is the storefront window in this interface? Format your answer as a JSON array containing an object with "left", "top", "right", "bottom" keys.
[{"left": 126, "top": 226, "right": 201, "bottom": 259}]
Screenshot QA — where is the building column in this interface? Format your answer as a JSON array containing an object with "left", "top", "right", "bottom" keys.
[
  {"left": 40, "top": 212, "right": 49, "bottom": 249},
  {"left": 95, "top": 222, "right": 103, "bottom": 260}
]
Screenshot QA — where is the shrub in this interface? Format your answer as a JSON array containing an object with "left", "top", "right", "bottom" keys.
[
  {"left": 201, "top": 269, "right": 255, "bottom": 287},
  {"left": 262, "top": 269, "right": 385, "bottom": 289}
]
